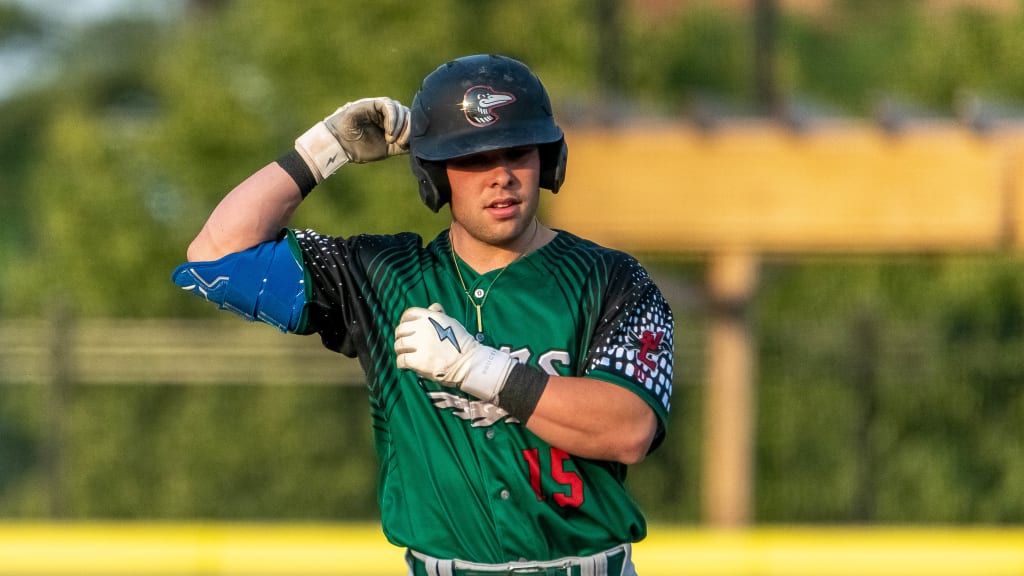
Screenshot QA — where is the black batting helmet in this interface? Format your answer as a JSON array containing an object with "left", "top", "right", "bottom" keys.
[{"left": 409, "top": 54, "right": 568, "bottom": 212}]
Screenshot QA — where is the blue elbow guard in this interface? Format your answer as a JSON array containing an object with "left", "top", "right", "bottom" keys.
[{"left": 171, "top": 233, "right": 309, "bottom": 333}]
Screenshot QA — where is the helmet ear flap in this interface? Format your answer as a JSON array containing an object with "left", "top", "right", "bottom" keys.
[
  {"left": 410, "top": 156, "right": 450, "bottom": 212},
  {"left": 540, "top": 139, "right": 568, "bottom": 194}
]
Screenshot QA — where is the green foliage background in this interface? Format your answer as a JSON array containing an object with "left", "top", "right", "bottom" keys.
[{"left": 1, "top": 0, "right": 1023, "bottom": 524}]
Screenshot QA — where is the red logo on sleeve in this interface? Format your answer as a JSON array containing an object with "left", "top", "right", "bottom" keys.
[{"left": 636, "top": 330, "right": 666, "bottom": 383}]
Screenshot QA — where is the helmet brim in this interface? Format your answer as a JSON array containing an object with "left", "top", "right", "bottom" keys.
[{"left": 411, "top": 120, "right": 564, "bottom": 162}]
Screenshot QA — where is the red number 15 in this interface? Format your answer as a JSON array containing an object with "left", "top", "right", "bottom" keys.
[{"left": 522, "top": 447, "right": 584, "bottom": 508}]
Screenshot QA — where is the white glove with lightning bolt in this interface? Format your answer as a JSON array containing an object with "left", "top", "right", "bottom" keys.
[
  {"left": 394, "top": 303, "right": 517, "bottom": 402},
  {"left": 294, "top": 97, "right": 410, "bottom": 182}
]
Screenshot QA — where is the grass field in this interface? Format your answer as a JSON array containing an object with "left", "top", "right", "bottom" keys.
[{"left": 0, "top": 522, "right": 1021, "bottom": 575}]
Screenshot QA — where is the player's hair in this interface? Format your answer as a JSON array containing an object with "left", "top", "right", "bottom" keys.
[{"left": 409, "top": 54, "right": 568, "bottom": 212}]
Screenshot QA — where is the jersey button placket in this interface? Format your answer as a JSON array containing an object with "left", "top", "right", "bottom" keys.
[{"left": 482, "top": 426, "right": 519, "bottom": 556}]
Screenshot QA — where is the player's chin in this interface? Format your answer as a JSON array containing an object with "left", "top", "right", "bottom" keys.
[{"left": 482, "top": 220, "right": 528, "bottom": 247}]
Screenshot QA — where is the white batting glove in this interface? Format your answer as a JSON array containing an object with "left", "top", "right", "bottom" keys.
[
  {"left": 394, "top": 303, "right": 517, "bottom": 402},
  {"left": 294, "top": 97, "right": 410, "bottom": 182}
]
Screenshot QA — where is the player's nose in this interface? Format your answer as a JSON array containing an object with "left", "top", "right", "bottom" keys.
[{"left": 487, "top": 161, "right": 518, "bottom": 188}]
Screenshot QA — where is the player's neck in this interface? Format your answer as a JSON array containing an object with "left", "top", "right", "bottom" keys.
[{"left": 450, "top": 220, "right": 552, "bottom": 273}]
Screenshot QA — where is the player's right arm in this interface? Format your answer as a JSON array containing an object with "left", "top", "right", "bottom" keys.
[
  {"left": 174, "top": 98, "right": 409, "bottom": 332},
  {"left": 185, "top": 97, "right": 411, "bottom": 262},
  {"left": 186, "top": 163, "right": 304, "bottom": 262}
]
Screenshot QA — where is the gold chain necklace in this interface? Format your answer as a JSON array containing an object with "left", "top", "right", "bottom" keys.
[{"left": 450, "top": 220, "right": 539, "bottom": 334}]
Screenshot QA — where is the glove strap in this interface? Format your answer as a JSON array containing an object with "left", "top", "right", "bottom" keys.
[
  {"left": 294, "top": 121, "right": 349, "bottom": 182},
  {"left": 459, "top": 347, "right": 516, "bottom": 403}
]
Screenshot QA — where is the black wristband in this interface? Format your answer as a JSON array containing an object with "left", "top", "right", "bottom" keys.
[
  {"left": 497, "top": 363, "right": 549, "bottom": 423},
  {"left": 276, "top": 149, "right": 318, "bottom": 198}
]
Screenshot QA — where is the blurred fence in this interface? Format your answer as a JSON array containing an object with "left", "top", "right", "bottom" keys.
[
  {"left": 0, "top": 317, "right": 362, "bottom": 387},
  {"left": 0, "top": 523, "right": 1021, "bottom": 576}
]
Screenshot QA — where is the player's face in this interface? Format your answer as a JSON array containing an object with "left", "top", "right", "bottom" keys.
[{"left": 446, "top": 146, "right": 541, "bottom": 250}]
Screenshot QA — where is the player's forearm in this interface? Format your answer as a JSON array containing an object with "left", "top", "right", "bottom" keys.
[
  {"left": 525, "top": 376, "right": 658, "bottom": 465},
  {"left": 186, "top": 98, "right": 410, "bottom": 263},
  {"left": 186, "top": 162, "right": 303, "bottom": 262}
]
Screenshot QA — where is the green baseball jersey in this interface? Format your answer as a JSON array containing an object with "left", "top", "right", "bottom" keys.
[{"left": 290, "top": 227, "right": 673, "bottom": 563}]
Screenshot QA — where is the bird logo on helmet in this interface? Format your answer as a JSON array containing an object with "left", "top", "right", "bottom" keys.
[
  {"left": 409, "top": 54, "right": 569, "bottom": 212},
  {"left": 461, "top": 86, "right": 517, "bottom": 127}
]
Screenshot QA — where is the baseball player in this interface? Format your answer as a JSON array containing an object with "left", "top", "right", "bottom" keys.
[{"left": 173, "top": 54, "right": 674, "bottom": 575}]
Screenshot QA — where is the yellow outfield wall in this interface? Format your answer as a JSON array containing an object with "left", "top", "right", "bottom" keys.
[{"left": 0, "top": 523, "right": 1021, "bottom": 576}]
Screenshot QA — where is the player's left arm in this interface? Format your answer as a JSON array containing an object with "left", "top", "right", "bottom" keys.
[
  {"left": 394, "top": 305, "right": 667, "bottom": 465},
  {"left": 526, "top": 274, "right": 673, "bottom": 464},
  {"left": 394, "top": 268, "right": 673, "bottom": 465},
  {"left": 522, "top": 375, "right": 658, "bottom": 464}
]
